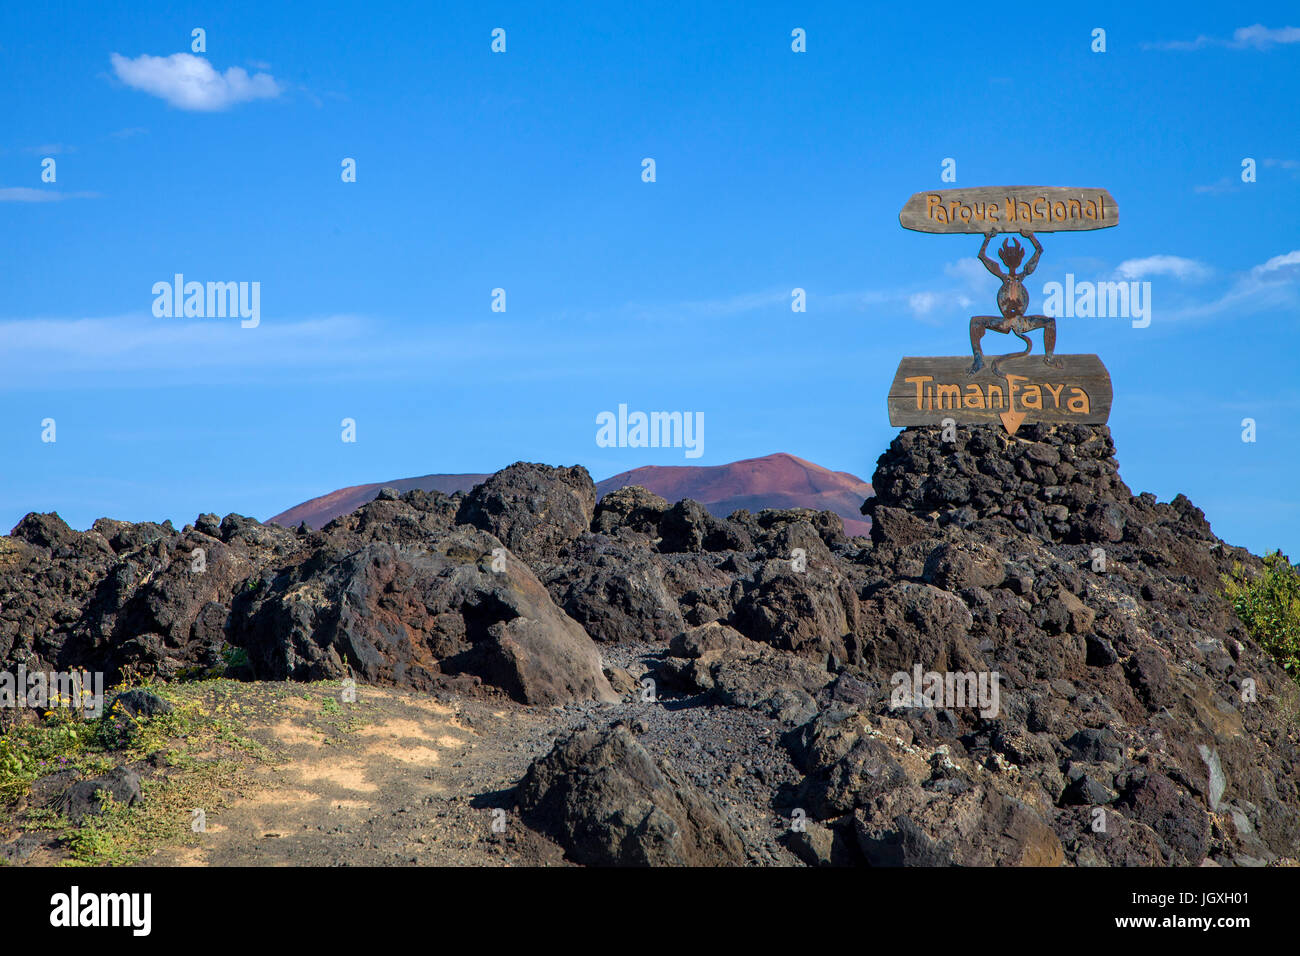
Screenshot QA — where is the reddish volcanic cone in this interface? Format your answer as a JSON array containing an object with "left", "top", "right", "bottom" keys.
[
  {"left": 595, "top": 453, "right": 872, "bottom": 537},
  {"left": 269, "top": 474, "right": 491, "bottom": 531},
  {"left": 269, "top": 453, "right": 872, "bottom": 537}
]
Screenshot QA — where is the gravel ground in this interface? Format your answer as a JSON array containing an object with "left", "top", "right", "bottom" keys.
[
  {"left": 3, "top": 662, "right": 807, "bottom": 866},
  {"left": 562, "top": 641, "right": 806, "bottom": 866}
]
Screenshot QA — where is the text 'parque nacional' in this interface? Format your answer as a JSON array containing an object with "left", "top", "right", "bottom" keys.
[{"left": 899, "top": 186, "right": 1119, "bottom": 235}]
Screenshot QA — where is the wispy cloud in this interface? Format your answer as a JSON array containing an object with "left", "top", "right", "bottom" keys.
[
  {"left": 516, "top": 247, "right": 1295, "bottom": 336},
  {"left": 0, "top": 313, "right": 364, "bottom": 365},
  {"left": 1263, "top": 158, "right": 1300, "bottom": 182},
  {"left": 616, "top": 253, "right": 996, "bottom": 327},
  {"left": 0, "top": 312, "right": 610, "bottom": 389},
  {"left": 1251, "top": 250, "right": 1300, "bottom": 281},
  {"left": 110, "top": 53, "right": 281, "bottom": 111},
  {"left": 619, "top": 278, "right": 974, "bottom": 327},
  {"left": 1197, "top": 158, "right": 1298, "bottom": 193},
  {"left": 887, "top": 259, "right": 983, "bottom": 321},
  {"left": 1193, "top": 177, "right": 1241, "bottom": 195},
  {"left": 621, "top": 289, "right": 790, "bottom": 322},
  {"left": 1115, "top": 255, "right": 1212, "bottom": 281},
  {"left": 0, "top": 313, "right": 401, "bottom": 389},
  {"left": 1145, "top": 23, "right": 1300, "bottom": 51},
  {"left": 0, "top": 187, "right": 99, "bottom": 202},
  {"left": 1158, "top": 249, "right": 1300, "bottom": 321},
  {"left": 907, "top": 291, "right": 942, "bottom": 316}
]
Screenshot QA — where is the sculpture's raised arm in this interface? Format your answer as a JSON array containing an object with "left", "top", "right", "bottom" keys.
[
  {"left": 978, "top": 229, "right": 1003, "bottom": 277},
  {"left": 1021, "top": 230, "right": 1043, "bottom": 276}
]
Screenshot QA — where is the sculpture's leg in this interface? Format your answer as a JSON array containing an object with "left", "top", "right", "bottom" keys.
[
  {"left": 968, "top": 316, "right": 1007, "bottom": 374},
  {"left": 1021, "top": 315, "right": 1063, "bottom": 368}
]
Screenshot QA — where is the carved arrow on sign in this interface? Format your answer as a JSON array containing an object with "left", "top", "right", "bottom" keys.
[{"left": 999, "top": 409, "right": 1026, "bottom": 436}]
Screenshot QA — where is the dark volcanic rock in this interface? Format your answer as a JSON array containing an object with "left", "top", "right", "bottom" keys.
[
  {"left": 56, "top": 767, "right": 143, "bottom": 824},
  {"left": 660, "top": 622, "right": 830, "bottom": 725},
  {"left": 733, "top": 559, "right": 857, "bottom": 665},
  {"left": 109, "top": 688, "right": 174, "bottom": 720},
  {"left": 922, "top": 541, "right": 1004, "bottom": 591},
  {"left": 319, "top": 489, "right": 461, "bottom": 547},
  {"left": 854, "top": 786, "right": 1064, "bottom": 867},
  {"left": 229, "top": 529, "right": 617, "bottom": 705},
  {"left": 516, "top": 723, "right": 746, "bottom": 866},
  {"left": 592, "top": 485, "right": 669, "bottom": 536},
  {"left": 455, "top": 462, "right": 597, "bottom": 565},
  {"left": 1, "top": 511, "right": 293, "bottom": 682},
  {"left": 658, "top": 499, "right": 752, "bottom": 553},
  {"left": 540, "top": 533, "right": 683, "bottom": 644},
  {"left": 788, "top": 712, "right": 912, "bottom": 818},
  {"left": 1116, "top": 772, "right": 1212, "bottom": 865},
  {"left": 10, "top": 512, "right": 83, "bottom": 553}
]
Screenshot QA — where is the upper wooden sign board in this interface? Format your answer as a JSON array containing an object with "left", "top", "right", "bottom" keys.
[{"left": 899, "top": 186, "right": 1119, "bottom": 235}]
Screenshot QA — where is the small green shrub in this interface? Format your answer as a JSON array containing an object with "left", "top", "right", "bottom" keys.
[{"left": 1223, "top": 550, "right": 1300, "bottom": 679}]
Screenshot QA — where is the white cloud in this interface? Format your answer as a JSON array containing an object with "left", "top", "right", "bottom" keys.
[
  {"left": 1251, "top": 250, "right": 1300, "bottom": 281},
  {"left": 110, "top": 53, "right": 281, "bottom": 111},
  {"left": 944, "top": 256, "right": 991, "bottom": 288},
  {"left": 1193, "top": 177, "right": 1239, "bottom": 195},
  {"left": 1230, "top": 24, "right": 1300, "bottom": 48},
  {"left": 0, "top": 313, "right": 365, "bottom": 365},
  {"left": 1115, "top": 255, "right": 1212, "bottom": 281},
  {"left": 907, "top": 292, "right": 939, "bottom": 316},
  {"left": 1145, "top": 23, "right": 1300, "bottom": 51},
  {"left": 1159, "top": 250, "right": 1300, "bottom": 321},
  {"left": 617, "top": 288, "right": 791, "bottom": 322},
  {"left": 0, "top": 187, "right": 98, "bottom": 202},
  {"left": 0, "top": 312, "right": 606, "bottom": 389}
]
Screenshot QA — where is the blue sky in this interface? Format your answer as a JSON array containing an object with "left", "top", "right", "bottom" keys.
[{"left": 1, "top": 2, "right": 1298, "bottom": 556}]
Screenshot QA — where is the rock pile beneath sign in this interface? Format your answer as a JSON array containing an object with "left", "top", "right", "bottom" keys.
[{"left": 2, "top": 425, "right": 1298, "bottom": 866}]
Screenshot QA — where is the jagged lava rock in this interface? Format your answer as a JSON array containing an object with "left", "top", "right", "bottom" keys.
[
  {"left": 455, "top": 462, "right": 597, "bottom": 565},
  {"left": 229, "top": 528, "right": 616, "bottom": 705},
  {"left": 516, "top": 722, "right": 746, "bottom": 866}
]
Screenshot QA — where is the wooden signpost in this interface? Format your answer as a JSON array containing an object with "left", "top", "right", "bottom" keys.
[
  {"left": 887, "top": 354, "right": 1112, "bottom": 436},
  {"left": 899, "top": 186, "right": 1119, "bottom": 234},
  {"left": 891, "top": 185, "right": 1119, "bottom": 435}
]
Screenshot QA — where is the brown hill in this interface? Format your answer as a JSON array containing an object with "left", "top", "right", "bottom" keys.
[
  {"left": 268, "top": 453, "right": 872, "bottom": 536},
  {"left": 595, "top": 453, "right": 872, "bottom": 537},
  {"left": 269, "top": 474, "right": 491, "bottom": 531}
]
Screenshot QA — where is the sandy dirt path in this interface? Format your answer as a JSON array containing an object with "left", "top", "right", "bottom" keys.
[{"left": 143, "top": 683, "right": 570, "bottom": 867}]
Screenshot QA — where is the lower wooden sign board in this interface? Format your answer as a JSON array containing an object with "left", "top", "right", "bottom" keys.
[{"left": 887, "top": 354, "right": 1112, "bottom": 436}]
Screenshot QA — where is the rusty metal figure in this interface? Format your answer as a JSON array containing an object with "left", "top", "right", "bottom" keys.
[{"left": 968, "top": 228, "right": 1062, "bottom": 377}]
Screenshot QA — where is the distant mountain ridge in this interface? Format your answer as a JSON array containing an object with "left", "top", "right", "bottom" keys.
[{"left": 268, "top": 453, "right": 873, "bottom": 536}]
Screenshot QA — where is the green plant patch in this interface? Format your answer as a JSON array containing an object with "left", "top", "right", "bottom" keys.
[{"left": 1224, "top": 550, "right": 1300, "bottom": 681}]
